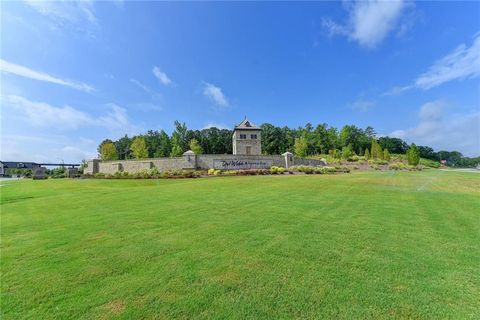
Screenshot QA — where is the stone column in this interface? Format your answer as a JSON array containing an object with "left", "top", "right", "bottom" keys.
[
  {"left": 182, "top": 150, "right": 197, "bottom": 170},
  {"left": 282, "top": 152, "right": 294, "bottom": 168},
  {"left": 85, "top": 159, "right": 99, "bottom": 175}
]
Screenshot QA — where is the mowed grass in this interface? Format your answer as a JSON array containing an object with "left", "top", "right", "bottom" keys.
[{"left": 1, "top": 171, "right": 479, "bottom": 319}]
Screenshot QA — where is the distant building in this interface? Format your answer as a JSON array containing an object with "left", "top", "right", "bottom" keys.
[
  {"left": 0, "top": 161, "right": 40, "bottom": 176},
  {"left": 232, "top": 117, "right": 262, "bottom": 155}
]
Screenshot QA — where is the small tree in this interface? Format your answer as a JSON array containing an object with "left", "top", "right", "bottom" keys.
[
  {"left": 170, "top": 144, "right": 183, "bottom": 157},
  {"left": 407, "top": 143, "right": 420, "bottom": 166},
  {"left": 189, "top": 139, "right": 203, "bottom": 154},
  {"left": 341, "top": 144, "right": 353, "bottom": 160},
  {"left": 383, "top": 149, "right": 391, "bottom": 162},
  {"left": 364, "top": 148, "right": 370, "bottom": 160},
  {"left": 99, "top": 141, "right": 118, "bottom": 161},
  {"left": 294, "top": 136, "right": 308, "bottom": 157},
  {"left": 131, "top": 137, "right": 149, "bottom": 159},
  {"left": 371, "top": 139, "right": 383, "bottom": 160}
]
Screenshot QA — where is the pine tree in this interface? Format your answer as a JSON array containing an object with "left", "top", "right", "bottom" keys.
[
  {"left": 364, "top": 148, "right": 370, "bottom": 160},
  {"left": 407, "top": 143, "right": 420, "bottom": 166},
  {"left": 371, "top": 139, "right": 383, "bottom": 160},
  {"left": 383, "top": 149, "right": 391, "bottom": 162}
]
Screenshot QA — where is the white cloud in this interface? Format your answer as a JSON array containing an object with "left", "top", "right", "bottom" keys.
[
  {"left": 383, "top": 85, "right": 413, "bottom": 96},
  {"left": 0, "top": 135, "right": 96, "bottom": 163},
  {"left": 202, "top": 122, "right": 228, "bottom": 130},
  {"left": 202, "top": 82, "right": 229, "bottom": 108},
  {"left": 322, "top": 0, "right": 407, "bottom": 48},
  {"left": 5, "top": 95, "right": 94, "bottom": 129},
  {"left": 24, "top": 0, "right": 97, "bottom": 26},
  {"left": 0, "top": 59, "right": 94, "bottom": 93},
  {"left": 3, "top": 95, "right": 136, "bottom": 134},
  {"left": 386, "top": 32, "right": 480, "bottom": 94},
  {"left": 390, "top": 101, "right": 480, "bottom": 157},
  {"left": 130, "top": 78, "right": 150, "bottom": 93},
  {"left": 414, "top": 33, "right": 480, "bottom": 90},
  {"left": 350, "top": 100, "right": 375, "bottom": 112},
  {"left": 98, "top": 103, "right": 138, "bottom": 134},
  {"left": 152, "top": 66, "right": 172, "bottom": 85}
]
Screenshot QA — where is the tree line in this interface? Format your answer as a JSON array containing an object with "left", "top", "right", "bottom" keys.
[{"left": 97, "top": 121, "right": 479, "bottom": 167}]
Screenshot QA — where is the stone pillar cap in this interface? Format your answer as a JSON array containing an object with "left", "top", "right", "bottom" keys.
[
  {"left": 282, "top": 152, "right": 293, "bottom": 156},
  {"left": 183, "top": 150, "right": 196, "bottom": 155}
]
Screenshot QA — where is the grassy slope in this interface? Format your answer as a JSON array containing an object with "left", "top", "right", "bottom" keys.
[{"left": 1, "top": 171, "right": 479, "bottom": 319}]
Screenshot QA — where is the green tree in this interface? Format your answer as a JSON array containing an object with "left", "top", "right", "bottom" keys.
[
  {"left": 407, "top": 143, "right": 420, "bottom": 166},
  {"left": 370, "top": 139, "right": 383, "bottom": 160},
  {"left": 340, "top": 125, "right": 366, "bottom": 154},
  {"left": 115, "top": 135, "right": 132, "bottom": 160},
  {"left": 151, "top": 130, "right": 170, "bottom": 157},
  {"left": 172, "top": 120, "right": 189, "bottom": 151},
  {"left": 364, "top": 148, "right": 370, "bottom": 160},
  {"left": 313, "top": 123, "right": 339, "bottom": 155},
  {"left": 131, "top": 137, "right": 149, "bottom": 159},
  {"left": 98, "top": 140, "right": 118, "bottom": 160},
  {"left": 170, "top": 144, "right": 183, "bottom": 157},
  {"left": 170, "top": 132, "right": 183, "bottom": 157},
  {"left": 383, "top": 149, "right": 391, "bottom": 161},
  {"left": 341, "top": 144, "right": 354, "bottom": 160},
  {"left": 294, "top": 136, "right": 308, "bottom": 157},
  {"left": 189, "top": 138, "right": 203, "bottom": 154},
  {"left": 378, "top": 137, "right": 408, "bottom": 154}
]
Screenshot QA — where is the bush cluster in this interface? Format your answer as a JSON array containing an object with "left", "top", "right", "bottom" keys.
[
  {"left": 389, "top": 163, "right": 424, "bottom": 171},
  {"left": 420, "top": 158, "right": 441, "bottom": 168},
  {"left": 208, "top": 168, "right": 278, "bottom": 176},
  {"left": 269, "top": 166, "right": 286, "bottom": 174},
  {"left": 94, "top": 169, "right": 201, "bottom": 179},
  {"left": 289, "top": 165, "right": 350, "bottom": 174}
]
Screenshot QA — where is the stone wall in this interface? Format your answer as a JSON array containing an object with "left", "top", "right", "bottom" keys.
[
  {"left": 293, "top": 158, "right": 327, "bottom": 167},
  {"left": 196, "top": 154, "right": 284, "bottom": 169},
  {"left": 93, "top": 157, "right": 194, "bottom": 175},
  {"left": 85, "top": 153, "right": 325, "bottom": 175}
]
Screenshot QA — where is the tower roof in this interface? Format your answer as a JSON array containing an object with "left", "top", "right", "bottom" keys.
[{"left": 234, "top": 117, "right": 260, "bottom": 130}]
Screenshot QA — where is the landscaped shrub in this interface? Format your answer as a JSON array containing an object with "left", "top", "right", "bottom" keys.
[
  {"left": 371, "top": 159, "right": 389, "bottom": 165},
  {"left": 270, "top": 166, "right": 279, "bottom": 174},
  {"left": 208, "top": 168, "right": 216, "bottom": 175},
  {"left": 269, "top": 166, "right": 286, "bottom": 174},
  {"left": 149, "top": 167, "right": 161, "bottom": 177},
  {"left": 222, "top": 170, "right": 239, "bottom": 176},
  {"left": 389, "top": 162, "right": 405, "bottom": 170},
  {"left": 420, "top": 158, "right": 440, "bottom": 168},
  {"left": 133, "top": 169, "right": 150, "bottom": 179}
]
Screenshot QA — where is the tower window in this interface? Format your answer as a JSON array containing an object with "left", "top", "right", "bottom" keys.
[
  {"left": 251, "top": 134, "right": 257, "bottom": 139},
  {"left": 240, "top": 134, "right": 247, "bottom": 139}
]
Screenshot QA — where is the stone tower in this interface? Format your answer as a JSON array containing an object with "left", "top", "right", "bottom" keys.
[{"left": 232, "top": 117, "right": 262, "bottom": 155}]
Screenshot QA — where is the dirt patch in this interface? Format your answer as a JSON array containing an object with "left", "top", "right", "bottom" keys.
[
  {"left": 103, "top": 299, "right": 125, "bottom": 316},
  {"left": 88, "top": 231, "right": 108, "bottom": 241}
]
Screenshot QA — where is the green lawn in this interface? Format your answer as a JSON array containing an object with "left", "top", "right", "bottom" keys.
[{"left": 1, "top": 171, "right": 479, "bottom": 319}]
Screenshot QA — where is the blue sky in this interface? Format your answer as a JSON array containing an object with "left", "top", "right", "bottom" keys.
[{"left": 1, "top": 0, "right": 479, "bottom": 162}]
